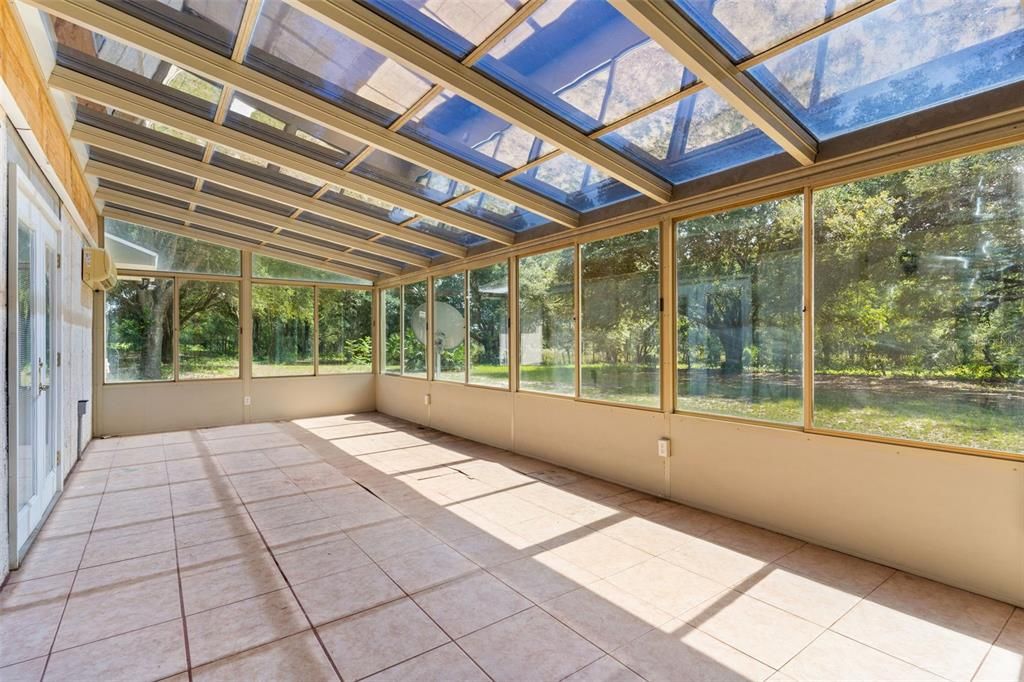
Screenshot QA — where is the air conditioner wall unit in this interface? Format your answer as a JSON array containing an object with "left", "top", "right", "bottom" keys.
[{"left": 82, "top": 247, "right": 118, "bottom": 291}]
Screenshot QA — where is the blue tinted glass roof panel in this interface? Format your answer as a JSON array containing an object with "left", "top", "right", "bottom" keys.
[
  {"left": 600, "top": 89, "right": 784, "bottom": 184},
  {"left": 245, "top": 0, "right": 434, "bottom": 126},
  {"left": 511, "top": 153, "right": 641, "bottom": 211},
  {"left": 408, "top": 218, "right": 489, "bottom": 246},
  {"left": 752, "top": 0, "right": 1024, "bottom": 140},
  {"left": 361, "top": 0, "right": 525, "bottom": 59},
  {"left": 353, "top": 150, "right": 472, "bottom": 203},
  {"left": 402, "top": 90, "right": 557, "bottom": 175},
  {"left": 475, "top": 0, "right": 695, "bottom": 133},
  {"left": 99, "top": 0, "right": 247, "bottom": 57},
  {"left": 452, "top": 193, "right": 548, "bottom": 232},
  {"left": 670, "top": 0, "right": 870, "bottom": 62}
]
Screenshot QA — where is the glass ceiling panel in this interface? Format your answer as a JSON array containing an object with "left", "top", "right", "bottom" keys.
[
  {"left": 353, "top": 150, "right": 472, "bottom": 203},
  {"left": 210, "top": 146, "right": 324, "bottom": 195},
  {"left": 90, "top": 147, "right": 197, "bottom": 188},
  {"left": 670, "top": 0, "right": 870, "bottom": 62},
  {"left": 77, "top": 106, "right": 207, "bottom": 159},
  {"left": 475, "top": 0, "right": 695, "bottom": 132},
  {"left": 51, "top": 21, "right": 221, "bottom": 119},
  {"left": 511, "top": 153, "right": 641, "bottom": 211},
  {"left": 321, "top": 187, "right": 415, "bottom": 224},
  {"left": 752, "top": 0, "right": 1024, "bottom": 140},
  {"left": 407, "top": 217, "right": 488, "bottom": 246},
  {"left": 98, "top": 0, "right": 247, "bottom": 57},
  {"left": 451, "top": 192, "right": 547, "bottom": 232},
  {"left": 246, "top": 0, "right": 433, "bottom": 126},
  {"left": 376, "top": 235, "right": 442, "bottom": 259},
  {"left": 253, "top": 253, "right": 371, "bottom": 284},
  {"left": 600, "top": 88, "right": 783, "bottom": 184},
  {"left": 402, "top": 89, "right": 557, "bottom": 174},
  {"left": 362, "top": 0, "right": 525, "bottom": 59}
]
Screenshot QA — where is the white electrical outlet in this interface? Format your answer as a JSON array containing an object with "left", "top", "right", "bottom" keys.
[
  {"left": 657, "top": 438, "right": 671, "bottom": 458},
  {"left": 424, "top": 394, "right": 431, "bottom": 406},
  {"left": 244, "top": 396, "right": 252, "bottom": 406}
]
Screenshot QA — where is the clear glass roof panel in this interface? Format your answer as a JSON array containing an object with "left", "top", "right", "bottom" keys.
[
  {"left": 402, "top": 89, "right": 557, "bottom": 174},
  {"left": 600, "top": 88, "right": 783, "bottom": 184},
  {"left": 407, "top": 218, "right": 488, "bottom": 246},
  {"left": 475, "top": 0, "right": 695, "bottom": 132},
  {"left": 321, "top": 187, "right": 415, "bottom": 224},
  {"left": 90, "top": 147, "right": 198, "bottom": 188},
  {"left": 451, "top": 192, "right": 548, "bottom": 232},
  {"left": 98, "top": 0, "right": 248, "bottom": 57},
  {"left": 353, "top": 150, "right": 472, "bottom": 203},
  {"left": 361, "top": 0, "right": 525, "bottom": 58},
  {"left": 77, "top": 105, "right": 207, "bottom": 158},
  {"left": 670, "top": 0, "right": 870, "bottom": 62},
  {"left": 210, "top": 146, "right": 324, "bottom": 194},
  {"left": 751, "top": 0, "right": 1024, "bottom": 140},
  {"left": 376, "top": 236, "right": 442, "bottom": 259},
  {"left": 245, "top": 0, "right": 434, "bottom": 126},
  {"left": 510, "top": 153, "right": 641, "bottom": 211}
]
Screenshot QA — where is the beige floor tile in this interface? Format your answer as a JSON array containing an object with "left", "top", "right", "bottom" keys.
[
  {"left": 181, "top": 553, "right": 287, "bottom": 615},
  {"left": 457, "top": 607, "right": 603, "bottom": 682},
  {"left": 490, "top": 551, "right": 601, "bottom": 603},
  {"left": 559, "top": 478, "right": 629, "bottom": 501},
  {"left": 186, "top": 589, "right": 309, "bottom": 667},
  {"left": 364, "top": 642, "right": 488, "bottom": 682},
  {"left": 259, "top": 517, "right": 347, "bottom": 554},
  {"left": 79, "top": 519, "right": 175, "bottom": 569},
  {"left": 703, "top": 522, "right": 805, "bottom": 563},
  {"left": 598, "top": 516, "right": 695, "bottom": 556},
  {"left": 737, "top": 565, "right": 864, "bottom": 627},
  {"left": 263, "top": 445, "right": 322, "bottom": 468},
  {"left": 833, "top": 572, "right": 1013, "bottom": 680},
  {"left": 606, "top": 557, "right": 726, "bottom": 617},
  {"left": 413, "top": 509, "right": 490, "bottom": 543},
  {"left": 176, "top": 533, "right": 269, "bottom": 573},
  {"left": 318, "top": 598, "right": 449, "bottom": 680},
  {"left": 378, "top": 543, "right": 478, "bottom": 594},
  {"left": 54, "top": 552, "right": 181, "bottom": 651},
  {"left": 213, "top": 451, "right": 276, "bottom": 476},
  {"left": 414, "top": 571, "right": 533, "bottom": 639},
  {"left": 201, "top": 422, "right": 283, "bottom": 441},
  {"left": 774, "top": 544, "right": 894, "bottom": 597},
  {"left": 661, "top": 534, "right": 773, "bottom": 587},
  {"left": 248, "top": 499, "right": 325, "bottom": 532},
  {"left": 548, "top": 531, "right": 651, "bottom": 578},
  {"left": 0, "top": 656, "right": 47, "bottom": 682},
  {"left": 104, "top": 462, "right": 169, "bottom": 492},
  {"left": 165, "top": 458, "right": 223, "bottom": 484},
  {"left": 293, "top": 563, "right": 404, "bottom": 626},
  {"left": 0, "top": 573, "right": 75, "bottom": 667},
  {"left": 191, "top": 631, "right": 337, "bottom": 682},
  {"left": 645, "top": 504, "right": 733, "bottom": 538},
  {"left": 281, "top": 462, "right": 355, "bottom": 492},
  {"left": 44, "top": 620, "right": 186, "bottom": 682},
  {"left": 780, "top": 630, "right": 941, "bottom": 681},
  {"left": 682, "top": 591, "right": 823, "bottom": 669},
  {"left": 162, "top": 442, "right": 206, "bottom": 460},
  {"left": 447, "top": 531, "right": 537, "bottom": 568},
  {"left": 542, "top": 580, "right": 674, "bottom": 652},
  {"left": 174, "top": 511, "right": 258, "bottom": 548},
  {"left": 614, "top": 619, "right": 774, "bottom": 682},
  {"left": 348, "top": 518, "right": 441, "bottom": 562},
  {"left": 505, "top": 512, "right": 581, "bottom": 545},
  {"left": 6, "top": 535, "right": 88, "bottom": 583},
  {"left": 274, "top": 535, "right": 372, "bottom": 585},
  {"left": 62, "top": 470, "right": 109, "bottom": 498},
  {"left": 307, "top": 488, "right": 401, "bottom": 529},
  {"left": 975, "top": 607, "right": 1024, "bottom": 681},
  {"left": 205, "top": 432, "right": 297, "bottom": 455},
  {"left": 109, "top": 447, "right": 166, "bottom": 468},
  {"left": 563, "top": 655, "right": 644, "bottom": 682}
]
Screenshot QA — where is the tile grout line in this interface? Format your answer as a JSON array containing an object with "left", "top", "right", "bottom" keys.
[{"left": 966, "top": 607, "right": 1015, "bottom": 682}]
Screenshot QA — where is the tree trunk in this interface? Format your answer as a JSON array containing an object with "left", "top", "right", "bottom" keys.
[{"left": 141, "top": 282, "right": 173, "bottom": 380}]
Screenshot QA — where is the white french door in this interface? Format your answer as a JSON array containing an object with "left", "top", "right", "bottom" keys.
[{"left": 9, "top": 166, "right": 62, "bottom": 560}]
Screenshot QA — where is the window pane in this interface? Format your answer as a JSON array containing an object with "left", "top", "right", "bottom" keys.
[
  {"left": 676, "top": 197, "right": 803, "bottom": 423},
  {"left": 252, "top": 284, "right": 314, "bottom": 376},
  {"left": 383, "top": 287, "right": 402, "bottom": 374},
  {"left": 519, "top": 248, "right": 575, "bottom": 395},
  {"left": 105, "top": 218, "right": 241, "bottom": 275},
  {"left": 814, "top": 146, "right": 1024, "bottom": 453},
  {"left": 452, "top": 193, "right": 549, "bottom": 233},
  {"left": 512, "top": 153, "right": 641, "bottom": 211},
  {"left": 179, "top": 281, "right": 239, "bottom": 380},
  {"left": 469, "top": 262, "right": 510, "bottom": 388},
  {"left": 433, "top": 274, "right": 466, "bottom": 382},
  {"left": 319, "top": 289, "right": 373, "bottom": 374},
  {"left": 253, "top": 254, "right": 371, "bottom": 284},
  {"left": 403, "top": 281, "right": 428, "bottom": 377},
  {"left": 581, "top": 228, "right": 660, "bottom": 406},
  {"left": 362, "top": 0, "right": 524, "bottom": 58},
  {"left": 354, "top": 150, "right": 472, "bottom": 204},
  {"left": 408, "top": 218, "right": 486, "bottom": 247},
  {"left": 105, "top": 276, "right": 174, "bottom": 382},
  {"left": 98, "top": 0, "right": 248, "bottom": 56}
]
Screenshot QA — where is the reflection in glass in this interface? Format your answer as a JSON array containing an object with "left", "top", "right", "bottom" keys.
[
  {"left": 98, "top": 0, "right": 248, "bottom": 56},
  {"left": 433, "top": 274, "right": 467, "bottom": 382},
  {"left": 383, "top": 287, "right": 402, "bottom": 374},
  {"left": 105, "top": 276, "right": 175, "bottom": 382},
  {"left": 512, "top": 153, "right": 640, "bottom": 211},
  {"left": 252, "top": 284, "right": 314, "bottom": 376},
  {"left": 403, "top": 281, "right": 429, "bottom": 377},
  {"left": 179, "top": 281, "right": 239, "bottom": 380},
  {"left": 253, "top": 254, "right": 371, "bottom": 284},
  {"left": 355, "top": 150, "right": 471, "bottom": 204},
  {"left": 362, "top": 0, "right": 524, "bottom": 58},
  {"left": 814, "top": 145, "right": 1024, "bottom": 453},
  {"left": 519, "top": 248, "right": 575, "bottom": 394},
  {"left": 676, "top": 197, "right": 803, "bottom": 423},
  {"left": 469, "top": 262, "right": 510, "bottom": 388},
  {"left": 408, "top": 218, "right": 486, "bottom": 247},
  {"left": 105, "top": 219, "right": 241, "bottom": 275},
  {"left": 581, "top": 228, "right": 660, "bottom": 406},
  {"left": 452, "top": 193, "right": 548, "bottom": 233},
  {"left": 319, "top": 289, "right": 373, "bottom": 374}
]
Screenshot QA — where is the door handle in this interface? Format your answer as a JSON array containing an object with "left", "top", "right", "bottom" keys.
[{"left": 39, "top": 383, "right": 49, "bottom": 394}]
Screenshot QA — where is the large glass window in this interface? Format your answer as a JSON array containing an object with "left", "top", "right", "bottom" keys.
[
  {"left": 179, "top": 281, "right": 240, "bottom": 380},
  {"left": 676, "top": 197, "right": 804, "bottom": 423},
  {"left": 253, "top": 254, "right": 371, "bottom": 284},
  {"left": 252, "top": 284, "right": 314, "bottom": 376},
  {"left": 469, "top": 262, "right": 510, "bottom": 388},
  {"left": 519, "top": 248, "right": 575, "bottom": 395},
  {"left": 581, "top": 228, "right": 661, "bottom": 407},
  {"left": 105, "top": 219, "right": 240, "bottom": 275},
  {"left": 403, "top": 281, "right": 428, "bottom": 377},
  {"left": 814, "top": 147, "right": 1024, "bottom": 453},
  {"left": 383, "top": 287, "right": 402, "bottom": 374},
  {"left": 105, "top": 276, "right": 174, "bottom": 382},
  {"left": 318, "top": 289, "right": 373, "bottom": 374},
  {"left": 433, "top": 274, "right": 467, "bottom": 382}
]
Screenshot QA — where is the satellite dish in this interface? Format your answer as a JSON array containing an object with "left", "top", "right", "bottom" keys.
[{"left": 411, "top": 302, "right": 464, "bottom": 350}]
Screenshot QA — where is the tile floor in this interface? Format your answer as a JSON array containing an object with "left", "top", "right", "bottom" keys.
[{"left": 0, "top": 412, "right": 1020, "bottom": 682}]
